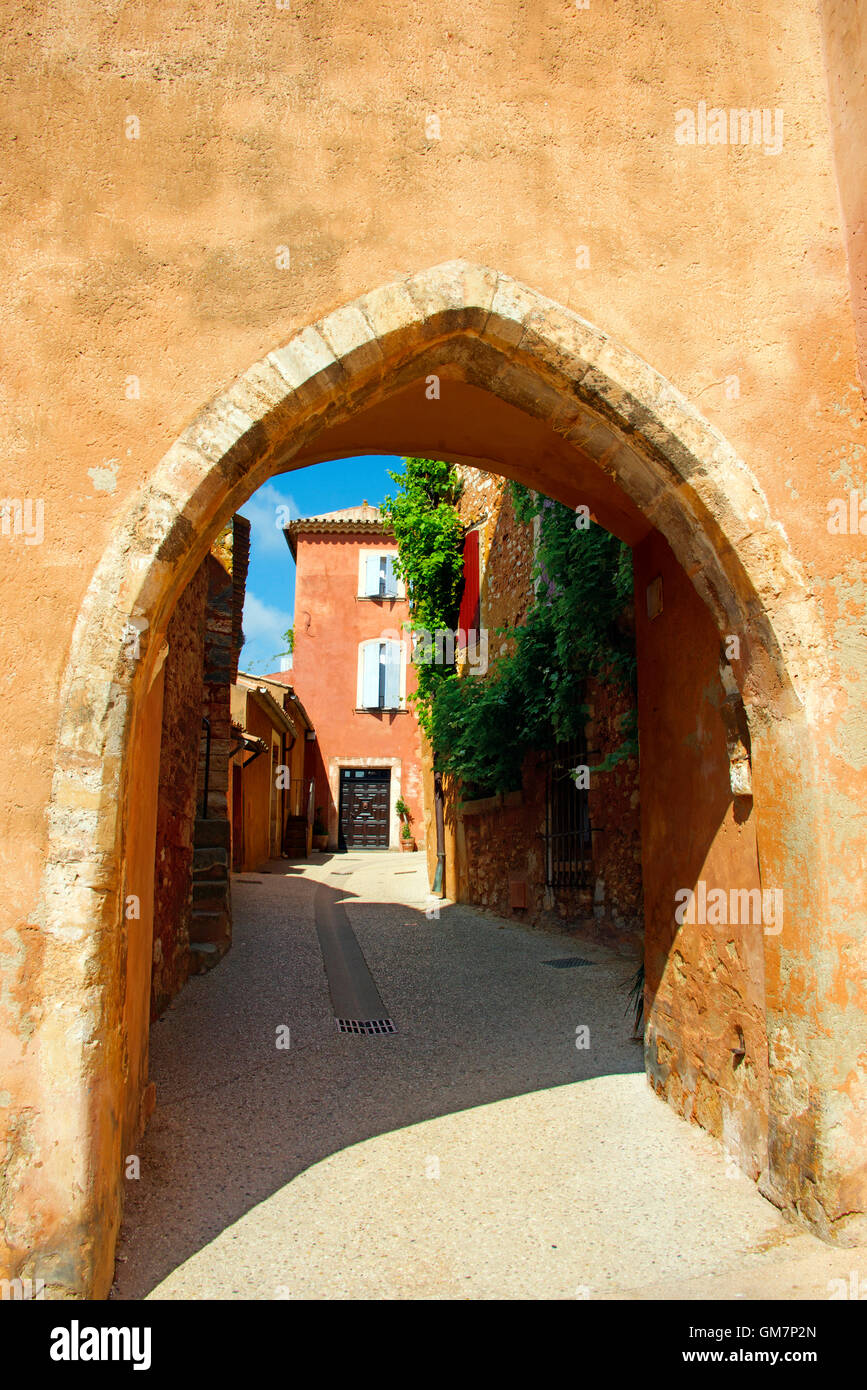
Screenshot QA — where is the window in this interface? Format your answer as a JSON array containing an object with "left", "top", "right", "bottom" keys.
[
  {"left": 358, "top": 551, "right": 403, "bottom": 599},
  {"left": 357, "top": 639, "right": 404, "bottom": 710}
]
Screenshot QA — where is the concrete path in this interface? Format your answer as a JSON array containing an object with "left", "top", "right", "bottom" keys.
[{"left": 113, "top": 852, "right": 865, "bottom": 1300}]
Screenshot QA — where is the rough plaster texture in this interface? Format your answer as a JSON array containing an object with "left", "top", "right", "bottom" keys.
[
  {"left": 821, "top": 0, "right": 867, "bottom": 393},
  {"left": 636, "top": 528, "right": 769, "bottom": 1180},
  {"left": 0, "top": 1, "right": 864, "bottom": 1296}
]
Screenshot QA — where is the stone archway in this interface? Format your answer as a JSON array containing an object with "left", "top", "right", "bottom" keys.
[{"left": 28, "top": 262, "right": 842, "bottom": 1296}]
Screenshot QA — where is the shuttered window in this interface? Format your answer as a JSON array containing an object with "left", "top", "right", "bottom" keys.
[
  {"left": 360, "top": 552, "right": 399, "bottom": 598},
  {"left": 457, "top": 529, "right": 480, "bottom": 635},
  {"left": 358, "top": 639, "right": 403, "bottom": 709}
]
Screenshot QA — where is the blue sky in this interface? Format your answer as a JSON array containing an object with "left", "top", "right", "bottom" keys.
[{"left": 237, "top": 455, "right": 404, "bottom": 674}]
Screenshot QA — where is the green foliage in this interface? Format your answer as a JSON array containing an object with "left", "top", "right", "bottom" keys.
[
  {"left": 382, "top": 458, "right": 464, "bottom": 632},
  {"left": 385, "top": 468, "right": 638, "bottom": 799},
  {"left": 432, "top": 486, "right": 636, "bottom": 796},
  {"left": 272, "top": 625, "right": 294, "bottom": 663},
  {"left": 382, "top": 457, "right": 465, "bottom": 735}
]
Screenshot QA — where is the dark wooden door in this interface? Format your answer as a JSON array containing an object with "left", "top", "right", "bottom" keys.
[{"left": 339, "top": 769, "right": 391, "bottom": 849}]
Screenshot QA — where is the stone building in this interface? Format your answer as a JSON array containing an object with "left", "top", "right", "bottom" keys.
[
  {"left": 1, "top": 0, "right": 865, "bottom": 1296},
  {"left": 440, "top": 469, "right": 643, "bottom": 952}
]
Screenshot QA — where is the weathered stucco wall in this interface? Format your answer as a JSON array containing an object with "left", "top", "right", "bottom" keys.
[
  {"left": 821, "top": 0, "right": 867, "bottom": 392},
  {"left": 116, "top": 660, "right": 165, "bottom": 1284},
  {"left": 636, "top": 528, "right": 769, "bottom": 1179},
  {"left": 239, "top": 697, "right": 280, "bottom": 872},
  {"left": 1, "top": 0, "right": 865, "bottom": 1294}
]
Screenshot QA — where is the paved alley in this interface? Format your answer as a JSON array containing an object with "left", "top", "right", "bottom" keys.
[{"left": 113, "top": 853, "right": 862, "bottom": 1301}]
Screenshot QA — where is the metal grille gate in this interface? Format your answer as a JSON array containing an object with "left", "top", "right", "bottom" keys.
[{"left": 543, "top": 736, "right": 593, "bottom": 889}]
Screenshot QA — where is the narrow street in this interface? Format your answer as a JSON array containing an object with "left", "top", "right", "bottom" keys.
[{"left": 114, "top": 854, "right": 854, "bottom": 1301}]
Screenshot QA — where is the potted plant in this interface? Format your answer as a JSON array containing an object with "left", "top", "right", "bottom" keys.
[
  {"left": 399, "top": 819, "right": 416, "bottom": 852},
  {"left": 312, "top": 808, "right": 328, "bottom": 852}
]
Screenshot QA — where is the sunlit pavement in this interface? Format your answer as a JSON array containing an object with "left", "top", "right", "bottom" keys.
[{"left": 113, "top": 852, "right": 863, "bottom": 1300}]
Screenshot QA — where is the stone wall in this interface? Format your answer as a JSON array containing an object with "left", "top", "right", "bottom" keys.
[
  {"left": 198, "top": 552, "right": 235, "bottom": 822},
  {"left": 150, "top": 560, "right": 208, "bottom": 1019},
  {"left": 451, "top": 470, "right": 643, "bottom": 950}
]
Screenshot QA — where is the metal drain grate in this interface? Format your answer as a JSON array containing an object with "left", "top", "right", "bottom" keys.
[
  {"left": 543, "top": 957, "right": 594, "bottom": 969},
  {"left": 336, "top": 1017, "right": 396, "bottom": 1036},
  {"left": 235, "top": 878, "right": 262, "bottom": 884}
]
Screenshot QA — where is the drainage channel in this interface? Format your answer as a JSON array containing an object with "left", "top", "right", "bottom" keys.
[{"left": 314, "top": 877, "right": 396, "bottom": 1036}]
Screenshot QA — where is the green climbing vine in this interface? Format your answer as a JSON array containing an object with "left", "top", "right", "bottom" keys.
[
  {"left": 384, "top": 460, "right": 638, "bottom": 798},
  {"left": 381, "top": 456, "right": 465, "bottom": 734}
]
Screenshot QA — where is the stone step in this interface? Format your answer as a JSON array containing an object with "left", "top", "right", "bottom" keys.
[
  {"left": 192, "top": 881, "right": 229, "bottom": 908},
  {"left": 193, "top": 817, "right": 231, "bottom": 850},
  {"left": 189, "top": 907, "right": 230, "bottom": 944},
  {"left": 192, "top": 864, "right": 229, "bottom": 883},
  {"left": 191, "top": 839, "right": 229, "bottom": 872},
  {"left": 188, "top": 942, "right": 222, "bottom": 975}
]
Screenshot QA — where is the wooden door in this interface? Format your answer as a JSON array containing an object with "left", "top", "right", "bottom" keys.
[{"left": 338, "top": 769, "right": 391, "bottom": 849}]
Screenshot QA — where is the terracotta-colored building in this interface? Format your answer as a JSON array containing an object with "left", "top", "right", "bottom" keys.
[
  {"left": 229, "top": 672, "right": 314, "bottom": 871},
  {"left": 285, "top": 503, "right": 425, "bottom": 851}
]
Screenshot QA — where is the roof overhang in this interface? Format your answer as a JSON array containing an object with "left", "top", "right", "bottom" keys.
[{"left": 283, "top": 518, "right": 392, "bottom": 560}]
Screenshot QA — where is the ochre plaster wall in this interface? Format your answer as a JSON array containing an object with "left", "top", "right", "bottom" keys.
[
  {"left": 821, "top": 0, "right": 867, "bottom": 392},
  {"left": 240, "top": 698, "right": 279, "bottom": 872},
  {"left": 635, "top": 528, "right": 769, "bottom": 1179},
  {"left": 115, "top": 661, "right": 165, "bottom": 1283},
  {"left": 1, "top": 1, "right": 866, "bottom": 1294}
]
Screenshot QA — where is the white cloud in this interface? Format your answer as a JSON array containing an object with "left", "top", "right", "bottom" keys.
[
  {"left": 240, "top": 591, "right": 293, "bottom": 673},
  {"left": 237, "top": 481, "right": 300, "bottom": 560}
]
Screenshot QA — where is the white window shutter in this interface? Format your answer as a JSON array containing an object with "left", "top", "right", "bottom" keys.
[
  {"left": 383, "top": 641, "right": 401, "bottom": 708},
  {"left": 364, "top": 554, "right": 380, "bottom": 597},
  {"left": 362, "top": 642, "right": 381, "bottom": 707},
  {"left": 383, "top": 554, "right": 397, "bottom": 597}
]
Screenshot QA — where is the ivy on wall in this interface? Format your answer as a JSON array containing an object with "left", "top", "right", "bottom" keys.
[
  {"left": 381, "top": 456, "right": 465, "bottom": 734},
  {"left": 384, "top": 460, "right": 638, "bottom": 797}
]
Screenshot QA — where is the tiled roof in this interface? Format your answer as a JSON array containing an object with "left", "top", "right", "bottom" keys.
[{"left": 283, "top": 501, "right": 391, "bottom": 557}]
